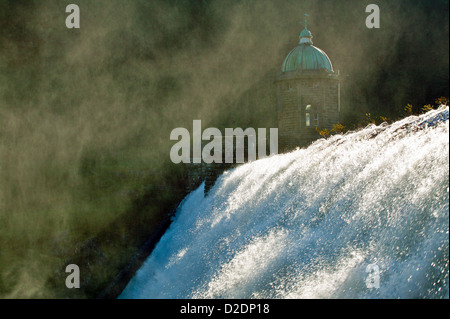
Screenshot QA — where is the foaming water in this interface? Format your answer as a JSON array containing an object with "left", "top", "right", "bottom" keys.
[{"left": 120, "top": 107, "right": 449, "bottom": 299}]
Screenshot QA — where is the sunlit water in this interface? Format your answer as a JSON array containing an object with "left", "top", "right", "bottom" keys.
[{"left": 120, "top": 107, "right": 449, "bottom": 299}]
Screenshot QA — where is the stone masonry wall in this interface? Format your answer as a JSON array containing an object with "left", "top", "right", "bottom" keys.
[{"left": 277, "top": 75, "right": 340, "bottom": 150}]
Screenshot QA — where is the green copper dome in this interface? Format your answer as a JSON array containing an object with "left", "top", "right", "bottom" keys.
[
  {"left": 282, "top": 45, "right": 334, "bottom": 73},
  {"left": 282, "top": 22, "right": 334, "bottom": 73}
]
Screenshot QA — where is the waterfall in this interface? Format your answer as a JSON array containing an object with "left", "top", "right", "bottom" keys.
[{"left": 120, "top": 107, "right": 449, "bottom": 299}]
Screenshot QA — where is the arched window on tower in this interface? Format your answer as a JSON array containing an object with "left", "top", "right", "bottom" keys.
[{"left": 305, "top": 105, "right": 319, "bottom": 127}]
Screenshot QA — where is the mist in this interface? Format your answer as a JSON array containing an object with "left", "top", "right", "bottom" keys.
[{"left": 0, "top": 0, "right": 448, "bottom": 298}]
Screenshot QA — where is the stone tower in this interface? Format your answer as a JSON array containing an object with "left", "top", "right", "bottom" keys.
[{"left": 275, "top": 15, "right": 341, "bottom": 151}]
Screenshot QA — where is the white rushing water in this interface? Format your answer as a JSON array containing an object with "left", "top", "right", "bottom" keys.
[{"left": 120, "top": 107, "right": 449, "bottom": 299}]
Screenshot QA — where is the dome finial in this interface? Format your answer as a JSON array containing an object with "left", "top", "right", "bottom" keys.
[{"left": 299, "top": 13, "right": 313, "bottom": 44}]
